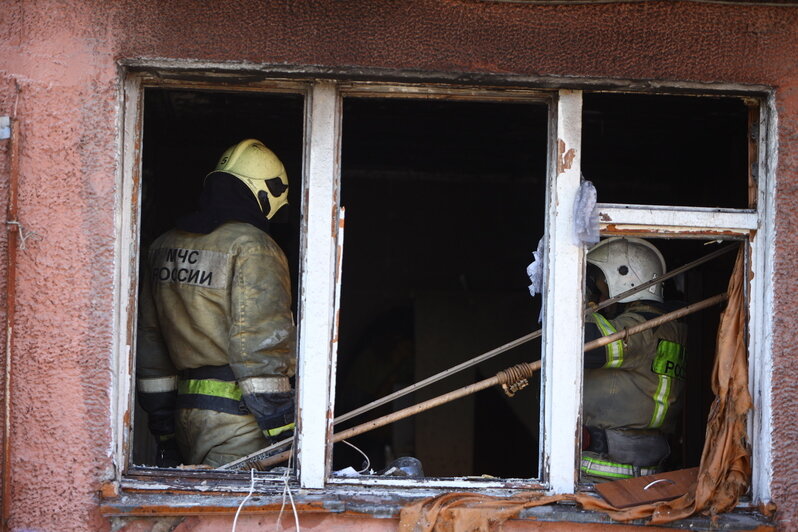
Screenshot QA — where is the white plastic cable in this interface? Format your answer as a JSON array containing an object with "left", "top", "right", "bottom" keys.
[
  {"left": 277, "top": 446, "right": 300, "bottom": 531},
  {"left": 341, "top": 439, "right": 372, "bottom": 474},
  {"left": 231, "top": 469, "right": 256, "bottom": 532}
]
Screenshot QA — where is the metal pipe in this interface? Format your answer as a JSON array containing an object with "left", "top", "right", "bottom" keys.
[
  {"left": 253, "top": 361, "right": 541, "bottom": 471},
  {"left": 334, "top": 244, "right": 736, "bottom": 426},
  {"left": 334, "top": 328, "right": 543, "bottom": 426},
  {"left": 3, "top": 104, "right": 20, "bottom": 531},
  {"left": 331, "top": 359, "right": 541, "bottom": 445},
  {"left": 583, "top": 293, "right": 729, "bottom": 352},
  {"left": 250, "top": 292, "right": 727, "bottom": 470}
]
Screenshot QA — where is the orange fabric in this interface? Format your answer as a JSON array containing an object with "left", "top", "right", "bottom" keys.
[
  {"left": 398, "top": 492, "right": 571, "bottom": 532},
  {"left": 398, "top": 247, "right": 756, "bottom": 530}
]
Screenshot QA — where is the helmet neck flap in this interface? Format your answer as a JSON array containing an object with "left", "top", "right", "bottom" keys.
[{"left": 176, "top": 172, "right": 270, "bottom": 235}]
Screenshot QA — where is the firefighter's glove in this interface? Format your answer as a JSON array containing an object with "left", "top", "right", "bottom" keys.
[
  {"left": 156, "top": 434, "right": 183, "bottom": 468},
  {"left": 243, "top": 391, "right": 296, "bottom": 441}
]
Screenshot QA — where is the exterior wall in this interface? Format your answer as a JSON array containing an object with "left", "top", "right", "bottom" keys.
[
  {"left": 1, "top": 2, "right": 119, "bottom": 530},
  {"left": 772, "top": 78, "right": 798, "bottom": 532},
  {"left": 0, "top": 63, "right": 11, "bottom": 532},
  {"left": 0, "top": 0, "right": 796, "bottom": 530}
]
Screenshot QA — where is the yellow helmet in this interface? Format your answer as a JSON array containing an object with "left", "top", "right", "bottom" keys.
[{"left": 208, "top": 139, "right": 289, "bottom": 220}]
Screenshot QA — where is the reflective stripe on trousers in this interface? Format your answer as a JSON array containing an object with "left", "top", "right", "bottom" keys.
[
  {"left": 580, "top": 455, "right": 660, "bottom": 479},
  {"left": 176, "top": 378, "right": 247, "bottom": 415}
]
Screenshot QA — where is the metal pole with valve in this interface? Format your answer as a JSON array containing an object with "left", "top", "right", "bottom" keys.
[{"left": 222, "top": 286, "right": 731, "bottom": 471}]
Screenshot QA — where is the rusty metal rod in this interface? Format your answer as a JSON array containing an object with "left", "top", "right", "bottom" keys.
[
  {"left": 583, "top": 292, "right": 728, "bottom": 352},
  {"left": 331, "top": 360, "right": 542, "bottom": 441},
  {"left": 3, "top": 105, "right": 20, "bottom": 529},
  {"left": 250, "top": 292, "right": 728, "bottom": 470},
  {"left": 252, "top": 360, "right": 542, "bottom": 470},
  {"left": 334, "top": 244, "right": 736, "bottom": 427},
  {"left": 333, "top": 328, "right": 544, "bottom": 426}
]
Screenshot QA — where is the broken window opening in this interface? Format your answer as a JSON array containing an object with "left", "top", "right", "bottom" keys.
[
  {"left": 334, "top": 97, "right": 549, "bottom": 479},
  {"left": 582, "top": 93, "right": 750, "bottom": 209},
  {"left": 577, "top": 92, "right": 754, "bottom": 487},
  {"left": 133, "top": 87, "right": 305, "bottom": 471},
  {"left": 118, "top": 75, "right": 769, "bottom": 506},
  {"left": 580, "top": 236, "right": 740, "bottom": 484}
]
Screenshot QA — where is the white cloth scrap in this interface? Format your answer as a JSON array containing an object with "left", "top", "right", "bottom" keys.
[
  {"left": 526, "top": 237, "right": 545, "bottom": 298},
  {"left": 333, "top": 466, "right": 361, "bottom": 477},
  {"left": 573, "top": 180, "right": 599, "bottom": 247}
]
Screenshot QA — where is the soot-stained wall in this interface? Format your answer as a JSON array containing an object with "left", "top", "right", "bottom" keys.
[{"left": 1, "top": 1, "right": 797, "bottom": 530}]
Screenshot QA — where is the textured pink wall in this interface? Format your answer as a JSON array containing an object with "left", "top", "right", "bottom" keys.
[
  {"left": 0, "top": 1, "right": 119, "bottom": 530},
  {"left": 0, "top": 0, "right": 796, "bottom": 530},
  {"left": 771, "top": 81, "right": 798, "bottom": 531},
  {"left": 0, "top": 62, "right": 12, "bottom": 532}
]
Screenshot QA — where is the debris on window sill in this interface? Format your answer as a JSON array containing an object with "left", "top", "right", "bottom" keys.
[{"left": 102, "top": 489, "right": 774, "bottom": 531}]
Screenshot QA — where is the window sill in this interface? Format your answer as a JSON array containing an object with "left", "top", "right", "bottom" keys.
[{"left": 103, "top": 477, "right": 774, "bottom": 531}]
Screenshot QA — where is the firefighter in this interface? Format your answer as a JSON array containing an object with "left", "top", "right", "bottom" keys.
[
  {"left": 581, "top": 237, "right": 687, "bottom": 482},
  {"left": 136, "top": 139, "right": 296, "bottom": 468}
]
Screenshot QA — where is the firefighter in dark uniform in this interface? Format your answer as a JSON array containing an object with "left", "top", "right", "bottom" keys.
[
  {"left": 581, "top": 237, "right": 687, "bottom": 481},
  {"left": 136, "top": 139, "right": 296, "bottom": 467}
]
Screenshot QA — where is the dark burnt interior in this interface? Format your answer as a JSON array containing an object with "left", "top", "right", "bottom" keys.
[{"left": 137, "top": 87, "right": 749, "bottom": 478}]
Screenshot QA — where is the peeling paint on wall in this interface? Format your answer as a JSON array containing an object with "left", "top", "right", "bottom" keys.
[{"left": 557, "top": 138, "right": 576, "bottom": 175}]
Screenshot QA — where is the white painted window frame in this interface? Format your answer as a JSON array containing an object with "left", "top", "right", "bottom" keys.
[
  {"left": 295, "top": 81, "right": 342, "bottom": 487},
  {"left": 114, "top": 72, "right": 774, "bottom": 503},
  {"left": 323, "top": 82, "right": 555, "bottom": 491},
  {"left": 541, "top": 90, "right": 584, "bottom": 493},
  {"left": 585, "top": 91, "right": 776, "bottom": 504}
]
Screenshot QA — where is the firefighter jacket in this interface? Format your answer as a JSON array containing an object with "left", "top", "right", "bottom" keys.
[
  {"left": 136, "top": 221, "right": 296, "bottom": 444},
  {"left": 583, "top": 301, "right": 687, "bottom": 435}
]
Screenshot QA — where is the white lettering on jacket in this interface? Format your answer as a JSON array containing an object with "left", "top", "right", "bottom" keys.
[{"left": 151, "top": 247, "right": 230, "bottom": 289}]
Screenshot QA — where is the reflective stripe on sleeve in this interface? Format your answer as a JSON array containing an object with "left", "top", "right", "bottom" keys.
[
  {"left": 239, "top": 376, "right": 291, "bottom": 395},
  {"left": 648, "top": 374, "right": 672, "bottom": 429},
  {"left": 592, "top": 313, "right": 624, "bottom": 368},
  {"left": 137, "top": 376, "right": 178, "bottom": 393},
  {"left": 651, "top": 340, "right": 686, "bottom": 379},
  {"left": 266, "top": 422, "right": 295, "bottom": 437},
  {"left": 648, "top": 340, "right": 684, "bottom": 428}
]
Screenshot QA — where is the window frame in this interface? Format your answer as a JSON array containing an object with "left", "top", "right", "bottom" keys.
[
  {"left": 113, "top": 68, "right": 776, "bottom": 504},
  {"left": 327, "top": 83, "right": 554, "bottom": 491}
]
